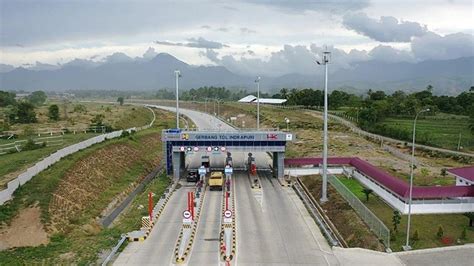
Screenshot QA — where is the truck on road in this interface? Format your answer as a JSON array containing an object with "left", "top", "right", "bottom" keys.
[{"left": 209, "top": 171, "right": 224, "bottom": 191}]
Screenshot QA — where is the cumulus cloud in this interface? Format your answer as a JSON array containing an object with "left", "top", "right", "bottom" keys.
[
  {"left": 411, "top": 32, "right": 474, "bottom": 60},
  {"left": 102, "top": 52, "right": 133, "bottom": 64},
  {"left": 155, "top": 37, "right": 229, "bottom": 49},
  {"left": 342, "top": 13, "right": 428, "bottom": 42},
  {"left": 368, "top": 45, "right": 414, "bottom": 62},
  {"left": 142, "top": 47, "right": 158, "bottom": 59}
]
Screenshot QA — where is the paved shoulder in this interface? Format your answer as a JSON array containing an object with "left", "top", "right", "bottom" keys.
[{"left": 396, "top": 244, "right": 474, "bottom": 266}]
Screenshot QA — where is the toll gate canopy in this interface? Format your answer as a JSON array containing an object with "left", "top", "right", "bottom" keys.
[{"left": 162, "top": 129, "right": 294, "bottom": 179}]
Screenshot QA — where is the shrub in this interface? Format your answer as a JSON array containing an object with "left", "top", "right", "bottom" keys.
[
  {"left": 437, "top": 225, "right": 444, "bottom": 239},
  {"left": 411, "top": 229, "right": 420, "bottom": 241},
  {"left": 461, "top": 227, "right": 467, "bottom": 240},
  {"left": 22, "top": 138, "right": 43, "bottom": 151}
]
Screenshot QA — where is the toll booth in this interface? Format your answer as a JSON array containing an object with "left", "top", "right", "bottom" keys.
[{"left": 162, "top": 129, "right": 294, "bottom": 179}]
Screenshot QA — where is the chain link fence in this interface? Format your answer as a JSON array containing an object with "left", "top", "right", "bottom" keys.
[{"left": 328, "top": 175, "right": 391, "bottom": 249}]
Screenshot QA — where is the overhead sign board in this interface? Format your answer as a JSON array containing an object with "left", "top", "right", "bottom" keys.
[{"left": 163, "top": 131, "right": 293, "bottom": 142}]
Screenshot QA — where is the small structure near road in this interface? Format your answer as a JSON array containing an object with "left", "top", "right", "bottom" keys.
[
  {"left": 448, "top": 166, "right": 474, "bottom": 186},
  {"left": 238, "top": 95, "right": 287, "bottom": 105}
]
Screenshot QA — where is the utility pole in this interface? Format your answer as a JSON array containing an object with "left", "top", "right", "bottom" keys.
[
  {"left": 255, "top": 77, "right": 261, "bottom": 130},
  {"left": 317, "top": 48, "right": 331, "bottom": 203},
  {"left": 174, "top": 70, "right": 181, "bottom": 128},
  {"left": 457, "top": 132, "right": 462, "bottom": 150}
]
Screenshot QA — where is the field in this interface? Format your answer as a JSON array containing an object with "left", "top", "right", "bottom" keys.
[
  {"left": 0, "top": 103, "right": 154, "bottom": 187},
  {"left": 380, "top": 114, "right": 473, "bottom": 152},
  {"left": 338, "top": 177, "right": 474, "bottom": 251},
  {"left": 0, "top": 108, "right": 174, "bottom": 264}
]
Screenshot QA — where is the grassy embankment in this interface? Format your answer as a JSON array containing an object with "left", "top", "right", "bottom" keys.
[
  {"left": 0, "top": 108, "right": 172, "bottom": 264},
  {"left": 0, "top": 103, "right": 153, "bottom": 187}
]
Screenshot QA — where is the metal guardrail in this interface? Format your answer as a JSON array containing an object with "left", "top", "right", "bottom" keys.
[
  {"left": 293, "top": 178, "right": 345, "bottom": 247},
  {"left": 102, "top": 234, "right": 126, "bottom": 266}
]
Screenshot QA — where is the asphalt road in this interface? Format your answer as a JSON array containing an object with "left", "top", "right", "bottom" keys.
[
  {"left": 114, "top": 186, "right": 193, "bottom": 265},
  {"left": 235, "top": 171, "right": 339, "bottom": 265},
  {"left": 187, "top": 187, "right": 223, "bottom": 265}
]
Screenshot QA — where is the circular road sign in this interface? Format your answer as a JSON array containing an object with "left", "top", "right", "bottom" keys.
[
  {"left": 183, "top": 210, "right": 192, "bottom": 219},
  {"left": 220, "top": 146, "right": 226, "bottom": 152},
  {"left": 207, "top": 146, "right": 212, "bottom": 152},
  {"left": 179, "top": 146, "right": 185, "bottom": 152},
  {"left": 193, "top": 146, "right": 199, "bottom": 152},
  {"left": 224, "top": 210, "right": 232, "bottom": 218}
]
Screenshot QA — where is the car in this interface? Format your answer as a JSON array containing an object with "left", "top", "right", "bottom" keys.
[
  {"left": 209, "top": 171, "right": 224, "bottom": 191},
  {"left": 186, "top": 170, "right": 199, "bottom": 182}
]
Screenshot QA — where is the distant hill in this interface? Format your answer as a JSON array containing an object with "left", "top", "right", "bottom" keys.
[{"left": 0, "top": 53, "right": 472, "bottom": 95}]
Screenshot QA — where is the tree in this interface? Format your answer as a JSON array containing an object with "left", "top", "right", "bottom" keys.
[
  {"left": 27, "top": 91, "right": 47, "bottom": 106},
  {"left": 0, "top": 91, "right": 16, "bottom": 107},
  {"left": 117, "top": 96, "right": 124, "bottom": 106},
  {"left": 48, "top": 104, "right": 60, "bottom": 121},
  {"left": 463, "top": 212, "right": 474, "bottom": 227},
  {"left": 16, "top": 102, "right": 37, "bottom": 123},
  {"left": 362, "top": 188, "right": 373, "bottom": 202},
  {"left": 392, "top": 210, "right": 401, "bottom": 232}
]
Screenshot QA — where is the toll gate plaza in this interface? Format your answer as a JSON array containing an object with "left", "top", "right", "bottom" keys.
[{"left": 162, "top": 129, "right": 294, "bottom": 179}]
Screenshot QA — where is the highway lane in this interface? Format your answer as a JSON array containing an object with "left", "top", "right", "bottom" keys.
[
  {"left": 235, "top": 171, "right": 339, "bottom": 265},
  {"left": 187, "top": 187, "right": 223, "bottom": 265},
  {"left": 114, "top": 186, "right": 193, "bottom": 265}
]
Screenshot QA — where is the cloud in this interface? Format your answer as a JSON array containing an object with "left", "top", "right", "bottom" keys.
[
  {"left": 342, "top": 13, "right": 428, "bottom": 42},
  {"left": 217, "top": 27, "right": 230, "bottom": 32},
  {"left": 201, "top": 25, "right": 211, "bottom": 29},
  {"left": 240, "top": 27, "right": 256, "bottom": 34},
  {"left": 155, "top": 37, "right": 229, "bottom": 49},
  {"left": 201, "top": 43, "right": 424, "bottom": 77},
  {"left": 411, "top": 32, "right": 474, "bottom": 60},
  {"left": 102, "top": 52, "right": 133, "bottom": 64},
  {"left": 242, "top": 0, "right": 369, "bottom": 13},
  {"left": 368, "top": 45, "right": 414, "bottom": 63},
  {"left": 142, "top": 47, "right": 158, "bottom": 59},
  {"left": 0, "top": 64, "right": 15, "bottom": 73}
]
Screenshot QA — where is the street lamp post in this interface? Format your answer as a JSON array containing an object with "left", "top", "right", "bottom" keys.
[
  {"left": 174, "top": 70, "right": 181, "bottom": 128},
  {"left": 317, "top": 49, "right": 331, "bottom": 203},
  {"left": 404, "top": 108, "right": 430, "bottom": 251},
  {"left": 255, "top": 77, "right": 261, "bottom": 130}
]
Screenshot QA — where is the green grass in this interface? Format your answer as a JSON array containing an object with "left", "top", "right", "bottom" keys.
[
  {"left": 0, "top": 105, "right": 155, "bottom": 187},
  {"left": 381, "top": 114, "right": 473, "bottom": 151},
  {"left": 0, "top": 133, "right": 100, "bottom": 186},
  {"left": 0, "top": 109, "right": 175, "bottom": 264},
  {"left": 338, "top": 176, "right": 474, "bottom": 251}
]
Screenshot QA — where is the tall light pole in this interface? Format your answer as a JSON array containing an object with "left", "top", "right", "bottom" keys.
[
  {"left": 174, "top": 70, "right": 181, "bottom": 128},
  {"left": 255, "top": 76, "right": 261, "bottom": 130},
  {"left": 317, "top": 49, "right": 331, "bottom": 203},
  {"left": 404, "top": 108, "right": 430, "bottom": 251}
]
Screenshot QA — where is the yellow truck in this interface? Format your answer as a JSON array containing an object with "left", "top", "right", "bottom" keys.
[{"left": 209, "top": 171, "right": 224, "bottom": 191}]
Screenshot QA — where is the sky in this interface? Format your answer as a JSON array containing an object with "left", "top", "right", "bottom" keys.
[{"left": 1, "top": 0, "right": 473, "bottom": 76}]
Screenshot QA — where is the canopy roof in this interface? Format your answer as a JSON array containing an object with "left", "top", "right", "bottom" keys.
[
  {"left": 285, "top": 157, "right": 474, "bottom": 200},
  {"left": 448, "top": 166, "right": 474, "bottom": 181}
]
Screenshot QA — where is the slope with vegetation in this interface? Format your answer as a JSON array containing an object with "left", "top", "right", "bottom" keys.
[{"left": 0, "top": 109, "right": 173, "bottom": 264}]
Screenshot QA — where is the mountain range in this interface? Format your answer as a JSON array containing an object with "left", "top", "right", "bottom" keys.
[{"left": 0, "top": 53, "right": 472, "bottom": 95}]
